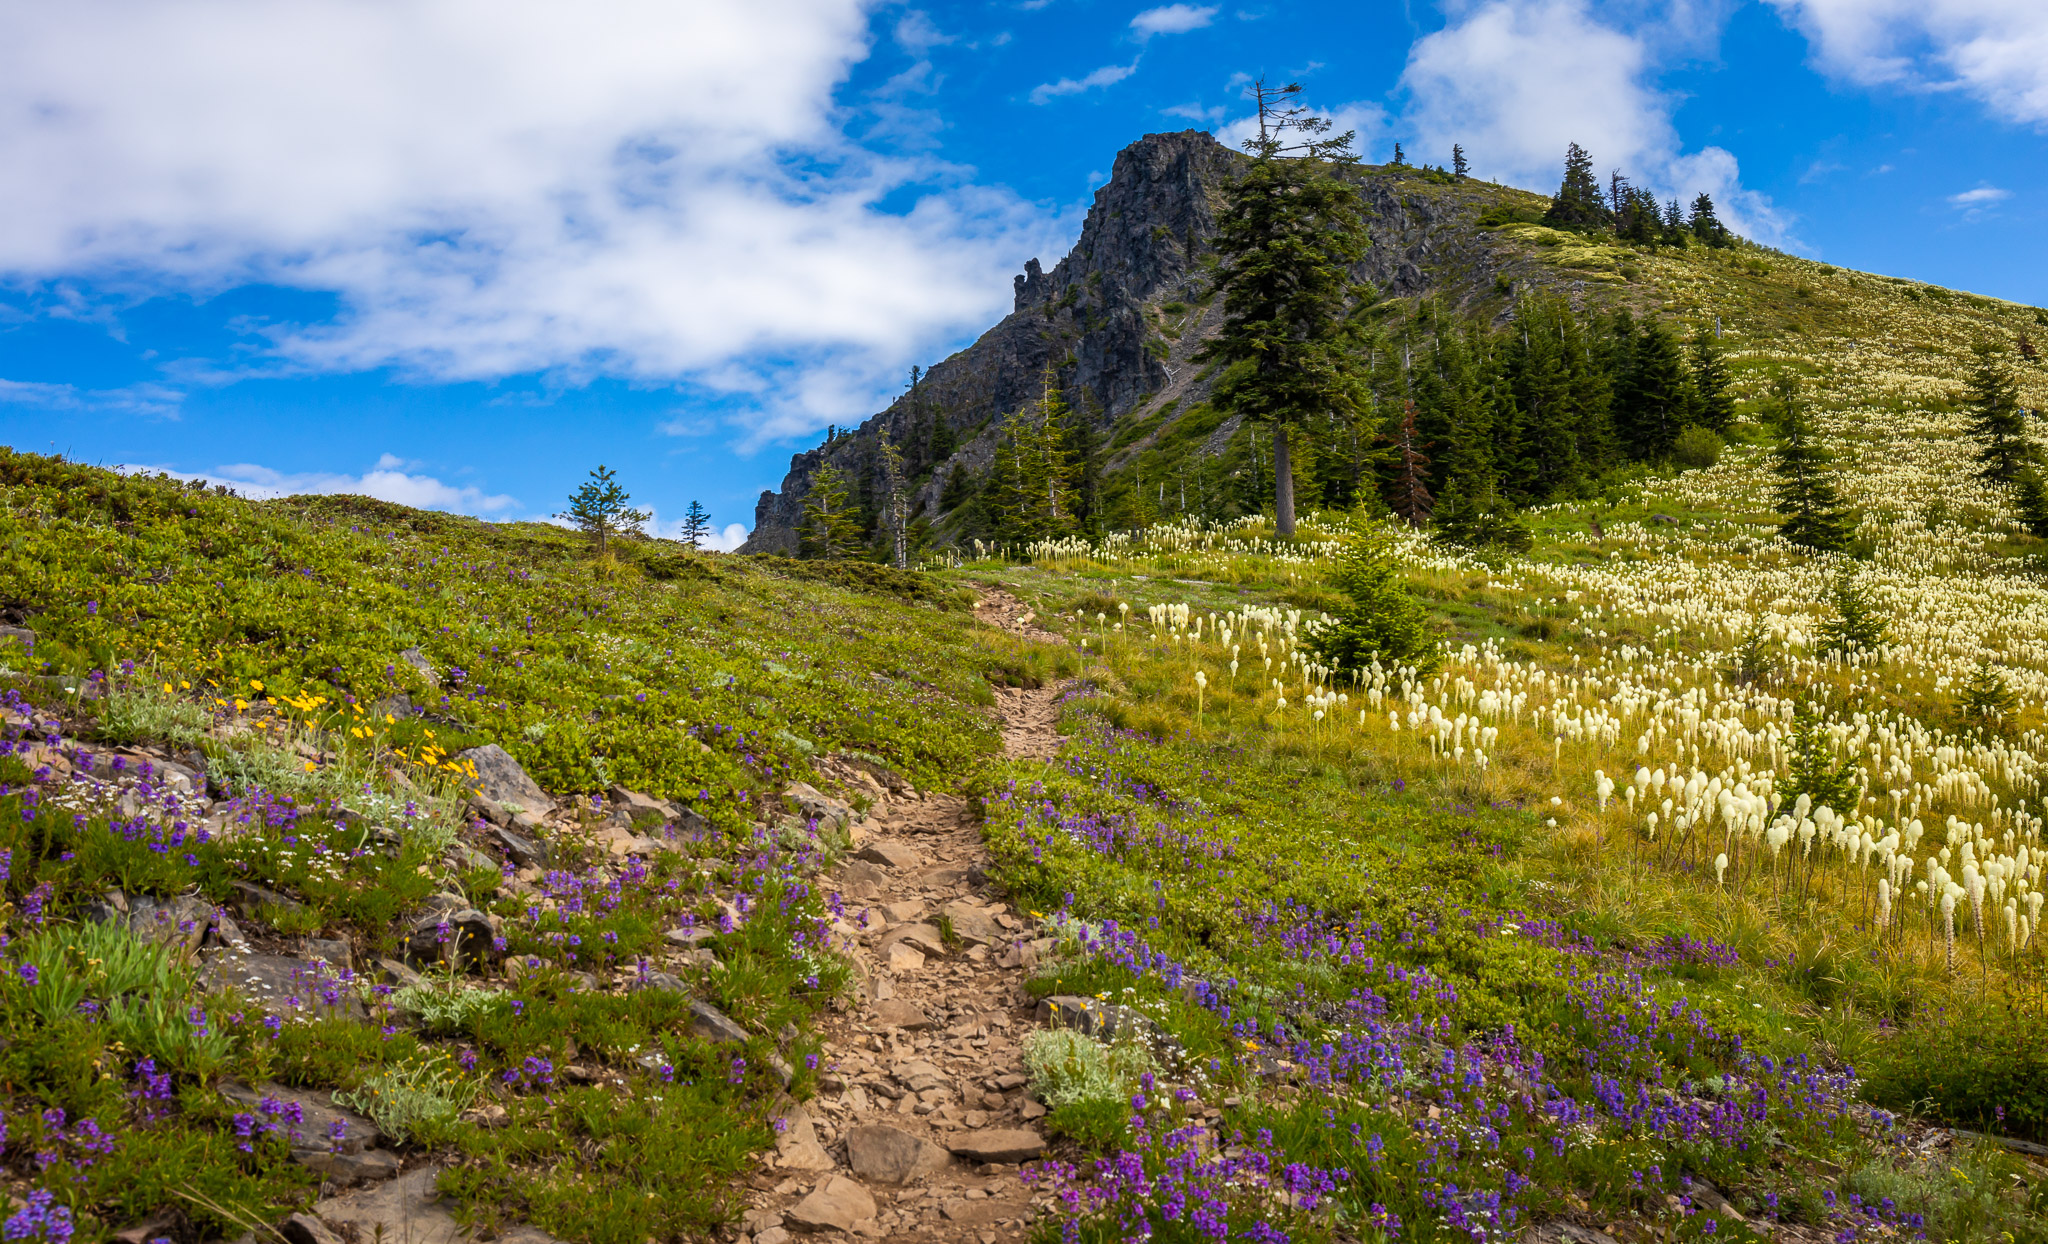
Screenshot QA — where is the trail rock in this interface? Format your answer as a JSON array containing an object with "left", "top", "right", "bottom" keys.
[
  {"left": 293, "top": 1146, "right": 401, "bottom": 1186},
  {"left": 454, "top": 744, "right": 553, "bottom": 815},
  {"left": 940, "top": 901, "right": 1001, "bottom": 947},
  {"left": 854, "top": 840, "right": 921, "bottom": 870},
  {"left": 885, "top": 943, "right": 925, "bottom": 973},
  {"left": 771, "top": 1096, "right": 836, "bottom": 1172},
  {"left": 783, "top": 782, "right": 854, "bottom": 834},
  {"left": 870, "top": 999, "right": 932, "bottom": 1031},
  {"left": 946, "top": 1129, "right": 1046, "bottom": 1164},
  {"left": 278, "top": 1212, "right": 343, "bottom": 1244},
  {"left": 844, "top": 1124, "right": 951, "bottom": 1184},
  {"left": 833, "top": 859, "right": 890, "bottom": 895},
  {"left": 786, "top": 1175, "right": 876, "bottom": 1232},
  {"left": 879, "top": 923, "right": 946, "bottom": 956}
]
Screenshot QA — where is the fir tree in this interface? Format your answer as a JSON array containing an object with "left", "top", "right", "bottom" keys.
[
  {"left": 1451, "top": 144, "right": 1468, "bottom": 179},
  {"left": 1766, "top": 376, "right": 1855, "bottom": 553},
  {"left": 1614, "top": 319, "right": 1691, "bottom": 460},
  {"left": 938, "top": 464, "right": 971, "bottom": 513},
  {"left": 1961, "top": 340, "right": 2031, "bottom": 485},
  {"left": 1392, "top": 141, "right": 1406, "bottom": 166},
  {"left": 1689, "top": 328, "right": 1735, "bottom": 433},
  {"left": 557, "top": 465, "right": 649, "bottom": 560},
  {"left": 2013, "top": 468, "right": 2048, "bottom": 537},
  {"left": 1383, "top": 399, "right": 1434, "bottom": 527},
  {"left": 1818, "top": 570, "right": 1887, "bottom": 654},
  {"left": 799, "top": 464, "right": 862, "bottom": 560},
  {"left": 680, "top": 500, "right": 712, "bottom": 550},
  {"left": 1431, "top": 475, "right": 1533, "bottom": 554},
  {"left": 1959, "top": 661, "right": 2018, "bottom": 724},
  {"left": 1688, "top": 192, "right": 1730, "bottom": 247},
  {"left": 1202, "top": 78, "right": 1367, "bottom": 538},
  {"left": 1542, "top": 143, "right": 1609, "bottom": 231},
  {"left": 1661, "top": 198, "right": 1687, "bottom": 246},
  {"left": 1301, "top": 535, "right": 1438, "bottom": 676}
]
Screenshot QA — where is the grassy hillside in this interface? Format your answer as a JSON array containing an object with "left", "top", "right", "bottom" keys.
[{"left": 5, "top": 224, "right": 2048, "bottom": 1244}]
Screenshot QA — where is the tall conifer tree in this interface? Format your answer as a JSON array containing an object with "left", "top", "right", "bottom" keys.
[
  {"left": 1766, "top": 376, "right": 1855, "bottom": 553},
  {"left": 1202, "top": 79, "right": 1367, "bottom": 537},
  {"left": 1962, "top": 341, "right": 2032, "bottom": 485},
  {"left": 1543, "top": 143, "right": 1609, "bottom": 231}
]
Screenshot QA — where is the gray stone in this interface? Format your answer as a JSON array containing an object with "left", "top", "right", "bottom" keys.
[
  {"left": 400, "top": 907, "right": 497, "bottom": 972},
  {"left": 945, "top": 1129, "right": 1046, "bottom": 1164},
  {"left": 1036, "top": 994, "right": 1148, "bottom": 1041},
  {"left": 397, "top": 647, "right": 436, "bottom": 681},
  {"left": 219, "top": 1082, "right": 381, "bottom": 1153},
  {"left": 833, "top": 859, "right": 890, "bottom": 894},
  {"left": 844, "top": 1124, "right": 950, "bottom": 1184},
  {"left": 786, "top": 1175, "right": 876, "bottom": 1232},
  {"left": 466, "top": 791, "right": 509, "bottom": 826},
  {"left": 205, "top": 952, "right": 364, "bottom": 1020},
  {"left": 277, "top": 1212, "right": 343, "bottom": 1244},
  {"left": 0, "top": 625, "right": 36, "bottom": 650},
  {"left": 111, "top": 1211, "right": 177, "bottom": 1244},
  {"left": 310, "top": 1166, "right": 464, "bottom": 1244},
  {"left": 689, "top": 1000, "right": 749, "bottom": 1044},
  {"left": 630, "top": 970, "right": 688, "bottom": 994},
  {"left": 229, "top": 880, "right": 304, "bottom": 917},
  {"left": 292, "top": 1146, "right": 401, "bottom": 1186},
  {"left": 490, "top": 825, "right": 548, "bottom": 867},
  {"left": 1521, "top": 1225, "right": 1620, "bottom": 1244},
  {"left": 302, "top": 937, "right": 352, "bottom": 970},
  {"left": 664, "top": 925, "right": 716, "bottom": 947},
  {"left": 453, "top": 743, "right": 553, "bottom": 815},
  {"left": 127, "top": 892, "right": 212, "bottom": 952},
  {"left": 376, "top": 957, "right": 424, "bottom": 989},
  {"left": 608, "top": 786, "right": 675, "bottom": 820},
  {"left": 879, "top": 923, "right": 946, "bottom": 957},
  {"left": 941, "top": 1199, "right": 1013, "bottom": 1225}
]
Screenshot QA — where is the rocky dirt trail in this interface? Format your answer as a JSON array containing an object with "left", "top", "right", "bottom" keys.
[{"left": 737, "top": 587, "right": 1071, "bottom": 1244}]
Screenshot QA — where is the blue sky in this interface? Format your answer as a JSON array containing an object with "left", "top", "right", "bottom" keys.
[{"left": 0, "top": 0, "right": 2042, "bottom": 543}]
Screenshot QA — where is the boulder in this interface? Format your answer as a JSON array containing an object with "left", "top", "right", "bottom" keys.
[
  {"left": 310, "top": 1166, "right": 464, "bottom": 1244},
  {"left": 400, "top": 907, "right": 498, "bottom": 973},
  {"left": 127, "top": 892, "right": 213, "bottom": 953},
  {"left": 783, "top": 782, "right": 853, "bottom": 834},
  {"left": 1036, "top": 994, "right": 1145, "bottom": 1041},
  {"left": 205, "top": 952, "right": 364, "bottom": 1020},
  {"left": 292, "top": 1147, "right": 401, "bottom": 1187},
  {"left": 0, "top": 625, "right": 36, "bottom": 650},
  {"left": 786, "top": 1175, "right": 876, "bottom": 1232},
  {"left": 302, "top": 938, "right": 352, "bottom": 970},
  {"left": 219, "top": 1082, "right": 381, "bottom": 1153},
  {"left": 397, "top": 647, "right": 437, "bottom": 681},
  {"left": 607, "top": 786, "right": 675, "bottom": 821},
  {"left": 453, "top": 744, "right": 553, "bottom": 815},
  {"left": 844, "top": 1124, "right": 950, "bottom": 1184},
  {"left": 490, "top": 825, "right": 548, "bottom": 868},
  {"left": 277, "top": 1213, "right": 343, "bottom": 1244},
  {"left": 945, "top": 1129, "right": 1046, "bottom": 1164},
  {"left": 884, "top": 943, "right": 925, "bottom": 974}
]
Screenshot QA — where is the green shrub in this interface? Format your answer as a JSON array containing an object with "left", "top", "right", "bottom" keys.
[
  {"left": 1861, "top": 1000, "right": 2048, "bottom": 1141},
  {"left": 1672, "top": 425, "right": 1722, "bottom": 469},
  {"left": 1300, "top": 534, "right": 1438, "bottom": 676},
  {"left": 333, "top": 1049, "right": 479, "bottom": 1145}
]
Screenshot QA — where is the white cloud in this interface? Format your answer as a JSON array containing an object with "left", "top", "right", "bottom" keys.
[
  {"left": 894, "top": 10, "right": 953, "bottom": 54},
  {"left": 1398, "top": 0, "right": 1791, "bottom": 245},
  {"left": 119, "top": 459, "right": 518, "bottom": 515},
  {"left": 1216, "top": 102, "right": 1388, "bottom": 156},
  {"left": 0, "top": 377, "right": 183, "bottom": 418},
  {"left": 1130, "top": 4, "right": 1218, "bottom": 38},
  {"left": 704, "top": 523, "right": 752, "bottom": 552},
  {"left": 1769, "top": 0, "right": 2048, "bottom": 126},
  {"left": 0, "top": 1, "right": 1070, "bottom": 443},
  {"left": 1030, "top": 62, "right": 1141, "bottom": 104},
  {"left": 1161, "top": 101, "right": 1227, "bottom": 123},
  {"left": 1948, "top": 185, "right": 2012, "bottom": 205}
]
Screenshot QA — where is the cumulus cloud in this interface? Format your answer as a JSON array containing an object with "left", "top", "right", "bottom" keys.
[
  {"left": 120, "top": 458, "right": 518, "bottom": 515},
  {"left": 1769, "top": 0, "right": 2048, "bottom": 126},
  {"left": 1030, "top": 61, "right": 1141, "bottom": 103},
  {"left": 1130, "top": 4, "right": 1218, "bottom": 38},
  {"left": 0, "top": 1, "right": 1070, "bottom": 444},
  {"left": 1216, "top": 102, "right": 1389, "bottom": 156},
  {"left": 1398, "top": 0, "right": 1790, "bottom": 245}
]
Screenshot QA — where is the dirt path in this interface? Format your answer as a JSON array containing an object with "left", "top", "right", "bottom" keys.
[{"left": 739, "top": 589, "right": 1068, "bottom": 1244}]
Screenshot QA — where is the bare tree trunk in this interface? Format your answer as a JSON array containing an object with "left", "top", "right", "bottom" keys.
[
  {"left": 1273, "top": 423, "right": 1296, "bottom": 537},
  {"left": 893, "top": 497, "right": 907, "bottom": 569}
]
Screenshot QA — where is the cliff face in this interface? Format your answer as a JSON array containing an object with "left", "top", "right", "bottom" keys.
[{"left": 740, "top": 130, "right": 1560, "bottom": 552}]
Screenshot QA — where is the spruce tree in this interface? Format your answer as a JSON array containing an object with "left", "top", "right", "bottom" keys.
[
  {"left": 1202, "top": 78, "right": 1367, "bottom": 538},
  {"left": 1689, "top": 328, "right": 1735, "bottom": 433},
  {"left": 2013, "top": 468, "right": 2048, "bottom": 537},
  {"left": 799, "top": 464, "right": 862, "bottom": 560},
  {"left": 1766, "top": 376, "right": 1855, "bottom": 553},
  {"left": 1962, "top": 340, "right": 2031, "bottom": 485},
  {"left": 1392, "top": 141, "right": 1406, "bottom": 166},
  {"left": 1451, "top": 144, "right": 1468, "bottom": 179},
  {"left": 680, "top": 500, "right": 712, "bottom": 550},
  {"left": 1542, "top": 143, "right": 1609, "bottom": 231}
]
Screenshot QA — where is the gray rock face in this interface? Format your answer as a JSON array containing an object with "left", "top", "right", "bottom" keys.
[
  {"left": 743, "top": 130, "right": 1573, "bottom": 552},
  {"left": 689, "top": 1000, "right": 749, "bottom": 1044},
  {"left": 453, "top": 744, "right": 553, "bottom": 814}
]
